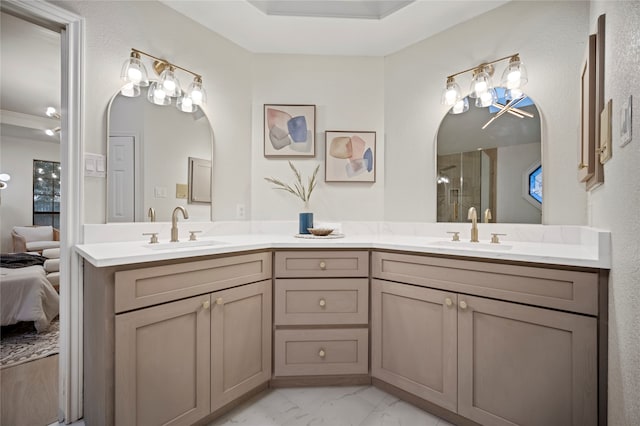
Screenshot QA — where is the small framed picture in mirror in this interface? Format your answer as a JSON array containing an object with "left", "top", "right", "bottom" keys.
[{"left": 188, "top": 157, "right": 211, "bottom": 204}]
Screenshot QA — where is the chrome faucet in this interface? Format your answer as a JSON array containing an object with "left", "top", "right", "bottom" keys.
[
  {"left": 468, "top": 207, "right": 479, "bottom": 242},
  {"left": 148, "top": 207, "right": 156, "bottom": 222},
  {"left": 170, "top": 206, "right": 189, "bottom": 242}
]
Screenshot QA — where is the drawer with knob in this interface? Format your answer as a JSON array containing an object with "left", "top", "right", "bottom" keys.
[
  {"left": 274, "top": 251, "right": 369, "bottom": 278},
  {"left": 274, "top": 328, "right": 369, "bottom": 376},
  {"left": 274, "top": 278, "right": 369, "bottom": 325}
]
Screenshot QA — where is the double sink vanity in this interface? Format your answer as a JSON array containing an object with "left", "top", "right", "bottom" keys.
[{"left": 76, "top": 221, "right": 610, "bottom": 426}]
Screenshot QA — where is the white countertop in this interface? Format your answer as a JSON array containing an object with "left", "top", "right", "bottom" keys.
[{"left": 76, "top": 222, "right": 610, "bottom": 269}]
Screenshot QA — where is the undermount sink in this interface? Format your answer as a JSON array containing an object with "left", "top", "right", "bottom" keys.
[
  {"left": 431, "top": 240, "right": 513, "bottom": 251},
  {"left": 144, "top": 240, "right": 226, "bottom": 250}
]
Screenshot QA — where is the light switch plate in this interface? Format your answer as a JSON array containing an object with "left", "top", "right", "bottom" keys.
[
  {"left": 599, "top": 99, "right": 612, "bottom": 164},
  {"left": 620, "top": 94, "right": 632, "bottom": 147},
  {"left": 84, "top": 153, "right": 106, "bottom": 177},
  {"left": 154, "top": 186, "right": 167, "bottom": 198}
]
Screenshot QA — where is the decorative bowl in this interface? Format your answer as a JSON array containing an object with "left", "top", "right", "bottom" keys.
[{"left": 307, "top": 228, "right": 334, "bottom": 236}]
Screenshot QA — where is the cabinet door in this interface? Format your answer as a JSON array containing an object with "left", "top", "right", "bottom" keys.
[
  {"left": 371, "top": 279, "right": 458, "bottom": 412},
  {"left": 115, "top": 295, "right": 211, "bottom": 426},
  {"left": 458, "top": 295, "right": 597, "bottom": 426},
  {"left": 211, "top": 280, "right": 272, "bottom": 412}
]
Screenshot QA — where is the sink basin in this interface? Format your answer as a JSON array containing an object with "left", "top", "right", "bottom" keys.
[
  {"left": 144, "top": 240, "right": 226, "bottom": 250},
  {"left": 431, "top": 240, "right": 513, "bottom": 251}
]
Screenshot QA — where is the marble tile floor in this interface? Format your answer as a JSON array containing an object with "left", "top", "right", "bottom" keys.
[{"left": 208, "top": 385, "right": 455, "bottom": 426}]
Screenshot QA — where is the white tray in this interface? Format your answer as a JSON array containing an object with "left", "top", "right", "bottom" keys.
[{"left": 294, "top": 233, "right": 345, "bottom": 239}]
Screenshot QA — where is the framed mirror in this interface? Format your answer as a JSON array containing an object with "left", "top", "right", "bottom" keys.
[
  {"left": 437, "top": 89, "right": 541, "bottom": 223},
  {"left": 107, "top": 86, "right": 213, "bottom": 222}
]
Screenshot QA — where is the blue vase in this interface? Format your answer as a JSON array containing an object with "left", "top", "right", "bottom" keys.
[{"left": 299, "top": 212, "right": 313, "bottom": 234}]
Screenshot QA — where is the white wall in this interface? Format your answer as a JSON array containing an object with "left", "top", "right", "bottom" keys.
[
  {"left": 56, "top": 0, "right": 253, "bottom": 224},
  {"left": 0, "top": 137, "right": 60, "bottom": 251},
  {"left": 587, "top": 2, "right": 640, "bottom": 425},
  {"left": 384, "top": 1, "right": 589, "bottom": 224},
  {"left": 251, "top": 54, "right": 385, "bottom": 223},
  {"left": 496, "top": 143, "right": 542, "bottom": 224}
]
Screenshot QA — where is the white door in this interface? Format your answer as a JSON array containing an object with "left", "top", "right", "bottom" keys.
[{"left": 108, "top": 136, "right": 135, "bottom": 222}]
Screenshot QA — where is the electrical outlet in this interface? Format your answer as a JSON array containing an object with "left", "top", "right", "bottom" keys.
[{"left": 236, "top": 204, "right": 245, "bottom": 219}]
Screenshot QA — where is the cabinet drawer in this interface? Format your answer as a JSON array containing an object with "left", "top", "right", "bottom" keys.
[
  {"left": 274, "top": 278, "right": 368, "bottom": 325},
  {"left": 275, "top": 251, "right": 368, "bottom": 278},
  {"left": 274, "top": 328, "right": 368, "bottom": 376},
  {"left": 115, "top": 252, "right": 271, "bottom": 313},
  {"left": 372, "top": 251, "right": 599, "bottom": 315}
]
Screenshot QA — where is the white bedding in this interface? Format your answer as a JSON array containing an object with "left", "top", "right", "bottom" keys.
[{"left": 0, "top": 265, "right": 59, "bottom": 332}]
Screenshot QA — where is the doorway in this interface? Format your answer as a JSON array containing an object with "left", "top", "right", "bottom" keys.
[{"left": 0, "top": 0, "right": 84, "bottom": 423}]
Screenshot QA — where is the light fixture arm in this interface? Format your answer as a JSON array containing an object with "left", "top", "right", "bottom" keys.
[
  {"left": 131, "top": 48, "right": 202, "bottom": 80},
  {"left": 446, "top": 53, "right": 520, "bottom": 80}
]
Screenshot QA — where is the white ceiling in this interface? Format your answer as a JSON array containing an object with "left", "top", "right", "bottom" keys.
[
  {"left": 0, "top": 11, "right": 61, "bottom": 143},
  {"left": 160, "top": 0, "right": 510, "bottom": 56}
]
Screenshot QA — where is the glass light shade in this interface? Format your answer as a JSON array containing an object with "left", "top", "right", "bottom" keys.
[
  {"left": 120, "top": 82, "right": 140, "bottom": 98},
  {"left": 501, "top": 56, "right": 528, "bottom": 89},
  {"left": 0, "top": 173, "right": 11, "bottom": 182},
  {"left": 470, "top": 69, "right": 493, "bottom": 99},
  {"left": 147, "top": 81, "right": 171, "bottom": 106},
  {"left": 449, "top": 97, "right": 469, "bottom": 114},
  {"left": 120, "top": 54, "right": 149, "bottom": 87},
  {"left": 187, "top": 78, "right": 207, "bottom": 106},
  {"left": 159, "top": 68, "right": 181, "bottom": 97},
  {"left": 441, "top": 78, "right": 461, "bottom": 106},
  {"left": 176, "top": 95, "right": 197, "bottom": 113},
  {"left": 475, "top": 88, "right": 498, "bottom": 108},
  {"left": 505, "top": 88, "right": 524, "bottom": 101},
  {"left": 46, "top": 107, "right": 59, "bottom": 118}
]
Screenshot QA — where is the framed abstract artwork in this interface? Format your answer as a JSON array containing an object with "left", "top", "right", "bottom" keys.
[
  {"left": 325, "top": 130, "right": 376, "bottom": 182},
  {"left": 264, "top": 104, "right": 316, "bottom": 157}
]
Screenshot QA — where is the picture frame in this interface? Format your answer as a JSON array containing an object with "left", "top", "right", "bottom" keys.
[
  {"left": 325, "top": 130, "right": 376, "bottom": 183},
  {"left": 586, "top": 14, "right": 606, "bottom": 190},
  {"left": 264, "top": 104, "right": 316, "bottom": 157},
  {"left": 578, "top": 34, "right": 596, "bottom": 183}
]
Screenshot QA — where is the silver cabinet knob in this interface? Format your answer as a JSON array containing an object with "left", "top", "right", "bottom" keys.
[
  {"left": 319, "top": 298, "right": 327, "bottom": 307},
  {"left": 318, "top": 349, "right": 326, "bottom": 358},
  {"left": 215, "top": 297, "right": 223, "bottom": 305},
  {"left": 319, "top": 261, "right": 327, "bottom": 270},
  {"left": 445, "top": 297, "right": 453, "bottom": 307},
  {"left": 202, "top": 300, "right": 210, "bottom": 310},
  {"left": 459, "top": 300, "right": 468, "bottom": 310}
]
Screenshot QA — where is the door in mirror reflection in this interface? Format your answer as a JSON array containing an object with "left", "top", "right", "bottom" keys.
[{"left": 437, "top": 90, "right": 541, "bottom": 223}]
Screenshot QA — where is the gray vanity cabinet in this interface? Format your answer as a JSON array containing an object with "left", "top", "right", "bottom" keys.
[
  {"left": 371, "top": 279, "right": 458, "bottom": 412},
  {"left": 371, "top": 251, "right": 602, "bottom": 426},
  {"left": 84, "top": 252, "right": 272, "bottom": 426},
  {"left": 272, "top": 250, "right": 370, "bottom": 381},
  {"left": 115, "top": 295, "right": 211, "bottom": 426}
]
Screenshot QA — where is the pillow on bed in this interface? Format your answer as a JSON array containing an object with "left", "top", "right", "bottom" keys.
[
  {"left": 14, "top": 226, "right": 53, "bottom": 242},
  {"left": 42, "top": 248, "right": 60, "bottom": 259}
]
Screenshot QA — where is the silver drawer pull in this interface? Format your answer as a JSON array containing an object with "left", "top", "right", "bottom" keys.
[
  {"left": 319, "top": 298, "right": 327, "bottom": 308},
  {"left": 318, "top": 349, "right": 326, "bottom": 358},
  {"left": 319, "top": 261, "right": 327, "bottom": 270},
  {"left": 202, "top": 300, "right": 210, "bottom": 310},
  {"left": 215, "top": 297, "right": 223, "bottom": 305},
  {"left": 459, "top": 300, "right": 468, "bottom": 310},
  {"left": 445, "top": 297, "right": 453, "bottom": 307}
]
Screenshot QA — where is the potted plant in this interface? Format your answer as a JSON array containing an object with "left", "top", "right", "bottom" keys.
[{"left": 264, "top": 161, "right": 320, "bottom": 234}]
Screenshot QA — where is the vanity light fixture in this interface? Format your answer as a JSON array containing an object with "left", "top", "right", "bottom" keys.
[
  {"left": 0, "top": 173, "right": 11, "bottom": 190},
  {"left": 120, "top": 48, "right": 207, "bottom": 113},
  {"left": 441, "top": 53, "right": 528, "bottom": 115},
  {"left": 45, "top": 126, "right": 61, "bottom": 137},
  {"left": 46, "top": 107, "right": 61, "bottom": 119}
]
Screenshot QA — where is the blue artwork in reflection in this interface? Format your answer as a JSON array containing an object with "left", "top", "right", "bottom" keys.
[{"left": 529, "top": 165, "right": 542, "bottom": 204}]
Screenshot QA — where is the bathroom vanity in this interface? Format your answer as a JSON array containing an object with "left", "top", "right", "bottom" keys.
[{"left": 77, "top": 225, "right": 609, "bottom": 426}]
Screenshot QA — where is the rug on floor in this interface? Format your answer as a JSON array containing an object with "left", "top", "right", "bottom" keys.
[{"left": 0, "top": 318, "right": 59, "bottom": 369}]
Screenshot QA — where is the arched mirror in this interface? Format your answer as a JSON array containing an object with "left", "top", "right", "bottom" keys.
[
  {"left": 107, "top": 86, "right": 213, "bottom": 222},
  {"left": 437, "top": 89, "right": 541, "bottom": 223}
]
